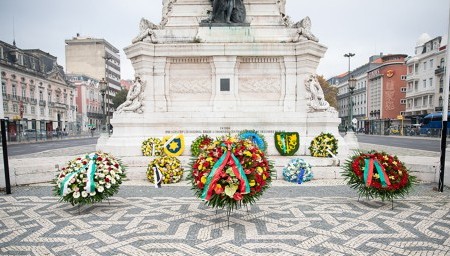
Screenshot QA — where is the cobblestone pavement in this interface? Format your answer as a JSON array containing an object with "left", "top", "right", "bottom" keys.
[{"left": 1, "top": 183, "right": 450, "bottom": 256}]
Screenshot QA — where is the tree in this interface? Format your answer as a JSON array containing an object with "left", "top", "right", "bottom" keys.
[
  {"left": 112, "top": 89, "right": 128, "bottom": 110},
  {"left": 317, "top": 75, "right": 338, "bottom": 109}
]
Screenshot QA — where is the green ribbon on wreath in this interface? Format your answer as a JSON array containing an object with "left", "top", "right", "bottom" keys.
[
  {"left": 60, "top": 153, "right": 98, "bottom": 196},
  {"left": 363, "top": 158, "right": 391, "bottom": 188},
  {"left": 201, "top": 141, "right": 250, "bottom": 201}
]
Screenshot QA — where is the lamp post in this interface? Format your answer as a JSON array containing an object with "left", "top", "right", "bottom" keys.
[
  {"left": 99, "top": 78, "right": 107, "bottom": 134},
  {"left": 348, "top": 76, "right": 357, "bottom": 132},
  {"left": 343, "top": 53, "right": 358, "bottom": 150},
  {"left": 344, "top": 53, "right": 355, "bottom": 131}
]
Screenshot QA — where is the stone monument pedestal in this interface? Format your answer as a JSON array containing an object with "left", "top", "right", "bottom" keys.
[{"left": 97, "top": 0, "right": 351, "bottom": 161}]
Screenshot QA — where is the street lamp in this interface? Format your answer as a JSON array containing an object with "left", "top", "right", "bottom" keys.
[
  {"left": 344, "top": 52, "right": 355, "bottom": 131},
  {"left": 348, "top": 76, "right": 357, "bottom": 132},
  {"left": 99, "top": 78, "right": 107, "bottom": 134}
]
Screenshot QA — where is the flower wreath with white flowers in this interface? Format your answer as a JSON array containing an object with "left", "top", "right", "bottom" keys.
[
  {"left": 141, "top": 137, "right": 165, "bottom": 156},
  {"left": 53, "top": 152, "right": 126, "bottom": 206},
  {"left": 282, "top": 158, "right": 313, "bottom": 183},
  {"left": 309, "top": 132, "right": 338, "bottom": 157},
  {"left": 147, "top": 155, "right": 184, "bottom": 184}
]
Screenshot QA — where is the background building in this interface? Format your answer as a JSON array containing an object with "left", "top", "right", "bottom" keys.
[
  {"left": 330, "top": 55, "right": 381, "bottom": 132},
  {"left": 67, "top": 74, "right": 103, "bottom": 132},
  {"left": 366, "top": 54, "right": 408, "bottom": 135},
  {"left": 404, "top": 34, "right": 447, "bottom": 125},
  {"left": 0, "top": 40, "right": 76, "bottom": 141},
  {"left": 65, "top": 35, "right": 121, "bottom": 120}
]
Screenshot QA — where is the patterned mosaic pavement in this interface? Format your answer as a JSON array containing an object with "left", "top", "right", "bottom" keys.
[{"left": 1, "top": 184, "right": 450, "bottom": 256}]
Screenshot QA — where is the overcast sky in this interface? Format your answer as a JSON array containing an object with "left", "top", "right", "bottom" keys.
[{"left": 0, "top": 0, "right": 448, "bottom": 80}]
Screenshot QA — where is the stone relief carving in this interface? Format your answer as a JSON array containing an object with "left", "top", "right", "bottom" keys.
[
  {"left": 277, "top": 0, "right": 294, "bottom": 27},
  {"left": 239, "top": 78, "right": 281, "bottom": 93},
  {"left": 292, "top": 16, "right": 319, "bottom": 42},
  {"left": 385, "top": 80, "right": 395, "bottom": 111},
  {"left": 304, "top": 74, "right": 336, "bottom": 112},
  {"left": 161, "top": 0, "right": 177, "bottom": 27},
  {"left": 170, "top": 78, "right": 212, "bottom": 94},
  {"left": 202, "top": 0, "right": 246, "bottom": 24},
  {"left": 116, "top": 75, "right": 146, "bottom": 114},
  {"left": 132, "top": 18, "right": 160, "bottom": 44}
]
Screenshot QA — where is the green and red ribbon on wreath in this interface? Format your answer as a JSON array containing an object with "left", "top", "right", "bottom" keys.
[{"left": 201, "top": 140, "right": 250, "bottom": 201}]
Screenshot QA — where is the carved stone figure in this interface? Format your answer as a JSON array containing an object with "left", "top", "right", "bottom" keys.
[
  {"left": 132, "top": 18, "right": 160, "bottom": 44},
  {"left": 116, "top": 75, "right": 146, "bottom": 114},
  {"left": 205, "top": 0, "right": 246, "bottom": 24},
  {"left": 292, "top": 16, "right": 319, "bottom": 42},
  {"left": 304, "top": 74, "right": 335, "bottom": 112}
]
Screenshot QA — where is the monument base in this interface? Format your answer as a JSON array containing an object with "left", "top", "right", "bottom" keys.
[{"left": 97, "top": 110, "right": 349, "bottom": 159}]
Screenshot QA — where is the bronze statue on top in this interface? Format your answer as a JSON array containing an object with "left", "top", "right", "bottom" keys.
[{"left": 204, "top": 0, "right": 246, "bottom": 24}]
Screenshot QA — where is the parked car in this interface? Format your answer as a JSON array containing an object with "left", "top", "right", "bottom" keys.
[{"left": 23, "top": 129, "right": 37, "bottom": 139}]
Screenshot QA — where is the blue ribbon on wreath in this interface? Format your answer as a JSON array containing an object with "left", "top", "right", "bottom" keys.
[{"left": 240, "top": 131, "right": 266, "bottom": 151}]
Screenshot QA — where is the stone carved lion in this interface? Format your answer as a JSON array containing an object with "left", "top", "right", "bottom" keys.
[
  {"left": 304, "top": 74, "right": 335, "bottom": 112},
  {"left": 132, "top": 18, "right": 160, "bottom": 44},
  {"left": 292, "top": 16, "right": 319, "bottom": 42},
  {"left": 116, "top": 75, "right": 146, "bottom": 114}
]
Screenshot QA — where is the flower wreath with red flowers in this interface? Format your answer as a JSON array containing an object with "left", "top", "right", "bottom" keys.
[
  {"left": 191, "top": 134, "right": 213, "bottom": 157},
  {"left": 188, "top": 136, "right": 273, "bottom": 210},
  {"left": 342, "top": 151, "right": 416, "bottom": 202},
  {"left": 53, "top": 152, "right": 126, "bottom": 206}
]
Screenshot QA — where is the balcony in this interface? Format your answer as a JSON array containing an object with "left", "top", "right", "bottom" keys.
[
  {"left": 49, "top": 102, "right": 67, "bottom": 109},
  {"left": 435, "top": 66, "right": 445, "bottom": 75},
  {"left": 87, "top": 112, "right": 103, "bottom": 119}
]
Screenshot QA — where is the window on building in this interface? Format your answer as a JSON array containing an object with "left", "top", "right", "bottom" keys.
[
  {"left": 30, "top": 89, "right": 34, "bottom": 99},
  {"left": 400, "top": 99, "right": 406, "bottom": 104},
  {"left": 56, "top": 94, "right": 60, "bottom": 103},
  {"left": 3, "top": 102, "right": 8, "bottom": 112},
  {"left": 1, "top": 81, "right": 6, "bottom": 96},
  {"left": 49, "top": 109, "right": 52, "bottom": 117},
  {"left": 423, "top": 62, "right": 427, "bottom": 71},
  {"left": 408, "top": 65, "right": 413, "bottom": 74},
  {"left": 48, "top": 92, "right": 51, "bottom": 102},
  {"left": 400, "top": 75, "right": 407, "bottom": 80},
  {"left": 64, "top": 94, "right": 67, "bottom": 104},
  {"left": 430, "top": 59, "right": 434, "bottom": 69},
  {"left": 31, "top": 106, "right": 35, "bottom": 114},
  {"left": 22, "top": 86, "right": 26, "bottom": 98},
  {"left": 0, "top": 47, "right": 3, "bottom": 59},
  {"left": 13, "top": 104, "right": 18, "bottom": 113},
  {"left": 40, "top": 107, "right": 44, "bottom": 116},
  {"left": 429, "top": 78, "right": 433, "bottom": 88},
  {"left": 440, "top": 78, "right": 444, "bottom": 93},
  {"left": 439, "top": 96, "right": 443, "bottom": 107},
  {"left": 414, "top": 64, "right": 419, "bottom": 74},
  {"left": 423, "top": 80, "right": 427, "bottom": 88},
  {"left": 440, "top": 58, "right": 445, "bottom": 68},
  {"left": 400, "top": 87, "right": 407, "bottom": 92},
  {"left": 12, "top": 84, "right": 17, "bottom": 97},
  {"left": 429, "top": 95, "right": 433, "bottom": 106},
  {"left": 39, "top": 91, "right": 43, "bottom": 101}
]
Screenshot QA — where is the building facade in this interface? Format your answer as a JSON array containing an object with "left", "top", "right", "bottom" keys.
[
  {"left": 332, "top": 55, "right": 381, "bottom": 132},
  {"left": 366, "top": 54, "right": 408, "bottom": 134},
  {"left": 404, "top": 34, "right": 446, "bottom": 124},
  {"left": 0, "top": 40, "right": 76, "bottom": 141},
  {"left": 67, "top": 74, "right": 103, "bottom": 132},
  {"left": 65, "top": 35, "right": 121, "bottom": 119}
]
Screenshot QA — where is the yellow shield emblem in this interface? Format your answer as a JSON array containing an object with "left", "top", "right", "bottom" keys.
[{"left": 163, "top": 134, "right": 185, "bottom": 157}]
